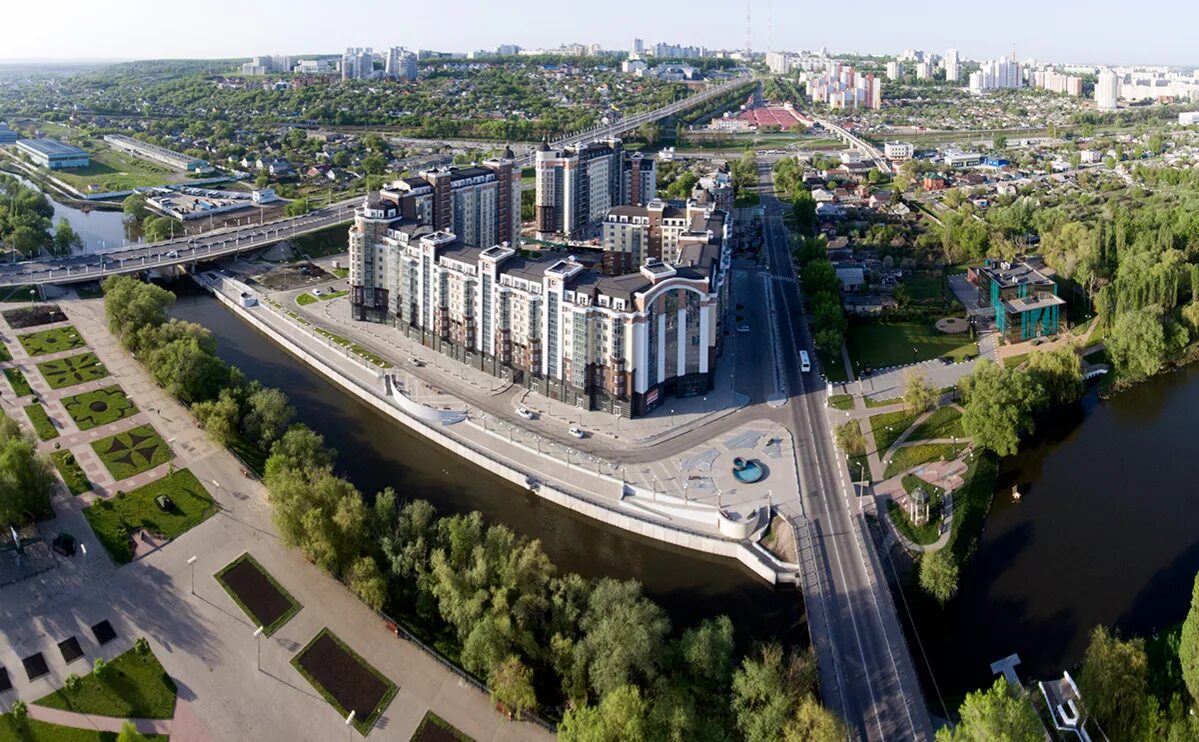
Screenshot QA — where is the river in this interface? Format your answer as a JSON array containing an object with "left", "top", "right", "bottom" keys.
[
  {"left": 165, "top": 280, "right": 804, "bottom": 645},
  {"left": 3, "top": 170, "right": 137, "bottom": 252},
  {"left": 911, "top": 368, "right": 1199, "bottom": 704}
]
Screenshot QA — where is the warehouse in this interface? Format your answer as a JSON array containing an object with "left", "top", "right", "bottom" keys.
[{"left": 16, "top": 138, "right": 90, "bottom": 169}]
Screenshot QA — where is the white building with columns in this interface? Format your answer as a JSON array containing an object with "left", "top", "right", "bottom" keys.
[{"left": 349, "top": 195, "right": 731, "bottom": 417}]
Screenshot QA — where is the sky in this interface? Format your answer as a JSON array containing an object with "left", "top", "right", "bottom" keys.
[{"left": 0, "top": 0, "right": 1196, "bottom": 68}]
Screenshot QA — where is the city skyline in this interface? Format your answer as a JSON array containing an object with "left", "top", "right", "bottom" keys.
[{"left": 1, "top": 0, "right": 1197, "bottom": 68}]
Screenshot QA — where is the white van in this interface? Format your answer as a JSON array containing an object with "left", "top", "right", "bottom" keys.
[{"left": 799, "top": 350, "right": 811, "bottom": 373}]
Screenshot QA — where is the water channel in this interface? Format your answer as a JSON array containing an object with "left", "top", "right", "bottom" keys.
[
  {"left": 165, "top": 280, "right": 803, "bottom": 644},
  {"left": 2, "top": 170, "right": 137, "bottom": 252}
]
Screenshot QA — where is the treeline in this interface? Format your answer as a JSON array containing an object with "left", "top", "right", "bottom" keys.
[
  {"left": 794, "top": 236, "right": 848, "bottom": 358},
  {"left": 0, "top": 173, "right": 81, "bottom": 257},
  {"left": 100, "top": 276, "right": 843, "bottom": 737},
  {"left": 0, "top": 415, "right": 55, "bottom": 526}
]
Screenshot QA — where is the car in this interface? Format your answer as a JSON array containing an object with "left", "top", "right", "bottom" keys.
[
  {"left": 568, "top": 426, "right": 585, "bottom": 439},
  {"left": 516, "top": 406, "right": 535, "bottom": 420},
  {"left": 737, "top": 325, "right": 751, "bottom": 333},
  {"left": 408, "top": 357, "right": 424, "bottom": 367},
  {"left": 165, "top": 250, "right": 178, "bottom": 258}
]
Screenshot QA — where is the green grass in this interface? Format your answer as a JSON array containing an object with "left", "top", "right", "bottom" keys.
[
  {"left": 4, "top": 367, "right": 32, "bottom": 396},
  {"left": 292, "top": 628, "right": 398, "bottom": 735},
  {"left": 734, "top": 192, "right": 761, "bottom": 207},
  {"left": 908, "top": 407, "right": 965, "bottom": 442},
  {"left": 814, "top": 348, "right": 848, "bottom": 382},
  {"left": 289, "top": 223, "right": 349, "bottom": 258},
  {"left": 35, "top": 645, "right": 177, "bottom": 719},
  {"left": 864, "top": 395, "right": 902, "bottom": 408},
  {"left": 886, "top": 498, "right": 941, "bottom": 546},
  {"left": 297, "top": 289, "right": 347, "bottom": 307},
  {"left": 51, "top": 449, "right": 91, "bottom": 495},
  {"left": 90, "top": 424, "right": 172, "bottom": 481},
  {"left": 320, "top": 290, "right": 348, "bottom": 301},
  {"left": 61, "top": 385, "right": 138, "bottom": 430},
  {"left": 1002, "top": 352, "right": 1030, "bottom": 369},
  {"left": 847, "top": 319, "right": 976, "bottom": 369},
  {"left": 883, "top": 442, "right": 968, "bottom": 479},
  {"left": 49, "top": 147, "right": 184, "bottom": 193},
  {"left": 0, "top": 285, "right": 38, "bottom": 303},
  {"left": 0, "top": 716, "right": 164, "bottom": 742},
  {"left": 828, "top": 394, "right": 854, "bottom": 411},
  {"left": 83, "top": 469, "right": 216, "bottom": 564},
  {"left": 0, "top": 343, "right": 10, "bottom": 362},
  {"left": 18, "top": 325, "right": 86, "bottom": 356},
  {"left": 214, "top": 553, "right": 302, "bottom": 635},
  {"left": 37, "top": 352, "right": 109, "bottom": 389},
  {"left": 870, "top": 410, "right": 919, "bottom": 453},
  {"left": 948, "top": 452, "right": 999, "bottom": 564},
  {"left": 903, "top": 274, "right": 945, "bottom": 302},
  {"left": 332, "top": 267, "right": 349, "bottom": 279},
  {"left": 296, "top": 293, "right": 317, "bottom": 306},
  {"left": 410, "top": 712, "right": 472, "bottom": 742},
  {"left": 314, "top": 327, "right": 394, "bottom": 368},
  {"left": 847, "top": 454, "right": 870, "bottom": 483},
  {"left": 24, "top": 403, "right": 58, "bottom": 440}
]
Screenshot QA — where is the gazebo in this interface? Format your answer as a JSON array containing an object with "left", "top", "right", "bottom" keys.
[{"left": 909, "top": 487, "right": 930, "bottom": 527}]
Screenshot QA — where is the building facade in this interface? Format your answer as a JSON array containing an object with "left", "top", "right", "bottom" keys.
[
  {"left": 378, "top": 152, "right": 520, "bottom": 248},
  {"left": 535, "top": 137, "right": 656, "bottom": 239},
  {"left": 349, "top": 195, "right": 730, "bottom": 417},
  {"left": 944, "top": 49, "right": 960, "bottom": 83},
  {"left": 16, "top": 138, "right": 89, "bottom": 169},
  {"left": 969, "top": 257, "right": 1065, "bottom": 342},
  {"left": 1096, "top": 68, "right": 1120, "bottom": 110}
]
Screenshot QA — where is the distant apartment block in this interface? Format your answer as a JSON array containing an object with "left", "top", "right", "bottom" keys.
[
  {"left": 535, "top": 138, "right": 656, "bottom": 240},
  {"left": 1095, "top": 68, "right": 1120, "bottom": 110},
  {"left": 969, "top": 257, "right": 1065, "bottom": 342},
  {"left": 944, "top": 49, "right": 960, "bottom": 83},
  {"left": 241, "top": 55, "right": 292, "bottom": 75},
  {"left": 969, "top": 57, "right": 1023, "bottom": 93},
  {"left": 16, "top": 138, "right": 89, "bottom": 169},
  {"left": 886, "top": 61, "right": 903, "bottom": 80},
  {"left": 884, "top": 141, "right": 914, "bottom": 161},
  {"left": 1033, "top": 68, "right": 1083, "bottom": 96},
  {"left": 384, "top": 47, "right": 418, "bottom": 81},
  {"left": 348, "top": 195, "right": 731, "bottom": 417},
  {"left": 804, "top": 62, "right": 881, "bottom": 110},
  {"left": 103, "top": 134, "right": 212, "bottom": 173},
  {"left": 378, "top": 151, "right": 520, "bottom": 248},
  {"left": 342, "top": 48, "right": 374, "bottom": 80},
  {"left": 601, "top": 199, "right": 717, "bottom": 275}
]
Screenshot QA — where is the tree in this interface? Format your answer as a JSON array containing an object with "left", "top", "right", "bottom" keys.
[
  {"left": 283, "top": 198, "right": 311, "bottom": 217},
  {"left": 792, "top": 190, "right": 817, "bottom": 235},
  {"left": 993, "top": 135, "right": 1008, "bottom": 150},
  {"left": 576, "top": 578, "right": 670, "bottom": 699},
  {"left": 243, "top": 386, "right": 294, "bottom": 449},
  {"left": 1024, "top": 347, "right": 1083, "bottom": 407},
  {"left": 10, "top": 699, "right": 26, "bottom": 724},
  {"left": 347, "top": 555, "right": 387, "bottom": 610},
  {"left": 783, "top": 697, "right": 845, "bottom": 742},
  {"left": 64, "top": 672, "right": 81, "bottom": 693},
  {"left": 142, "top": 216, "right": 178, "bottom": 243},
  {"left": 920, "top": 549, "right": 959, "bottom": 605},
  {"left": 1179, "top": 570, "right": 1199, "bottom": 705},
  {"left": 93, "top": 657, "right": 109, "bottom": 681},
  {"left": 936, "top": 677, "right": 1043, "bottom": 742},
  {"left": 266, "top": 424, "right": 335, "bottom": 479},
  {"left": 0, "top": 416, "right": 55, "bottom": 525},
  {"left": 1078, "top": 625, "right": 1149, "bottom": 742},
  {"left": 731, "top": 644, "right": 800, "bottom": 742},
  {"left": 101, "top": 275, "right": 175, "bottom": 341},
  {"left": 192, "top": 387, "right": 242, "bottom": 446},
  {"left": 362, "top": 153, "right": 387, "bottom": 175},
  {"left": 122, "top": 193, "right": 148, "bottom": 220},
  {"left": 559, "top": 685, "right": 649, "bottom": 742},
  {"left": 675, "top": 615, "right": 735, "bottom": 697},
  {"left": 904, "top": 370, "right": 938, "bottom": 413},
  {"left": 53, "top": 218, "right": 82, "bottom": 255},
  {"left": 489, "top": 655, "right": 538, "bottom": 720},
  {"left": 834, "top": 421, "right": 865, "bottom": 456},
  {"left": 117, "top": 721, "right": 149, "bottom": 742},
  {"left": 1106, "top": 305, "right": 1167, "bottom": 381},
  {"left": 960, "top": 360, "right": 1044, "bottom": 456}
]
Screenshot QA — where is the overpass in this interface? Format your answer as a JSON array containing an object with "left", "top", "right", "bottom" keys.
[
  {"left": 0, "top": 199, "right": 360, "bottom": 287},
  {"left": 812, "top": 115, "right": 891, "bottom": 172}
]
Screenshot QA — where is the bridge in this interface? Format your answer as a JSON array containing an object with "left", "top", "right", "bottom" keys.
[
  {"left": 0, "top": 199, "right": 361, "bottom": 287},
  {"left": 811, "top": 115, "right": 890, "bottom": 172}
]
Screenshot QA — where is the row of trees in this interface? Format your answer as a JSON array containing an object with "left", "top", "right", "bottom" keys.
[
  {"left": 794, "top": 236, "right": 848, "bottom": 357},
  {"left": 0, "top": 415, "right": 55, "bottom": 526},
  {"left": 100, "top": 276, "right": 843, "bottom": 736},
  {"left": 0, "top": 173, "right": 81, "bottom": 256}
]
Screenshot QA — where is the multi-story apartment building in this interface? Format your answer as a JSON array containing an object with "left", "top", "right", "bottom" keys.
[
  {"left": 1096, "top": 68, "right": 1120, "bottom": 110},
  {"left": 384, "top": 47, "right": 418, "bottom": 81},
  {"left": 349, "top": 195, "right": 731, "bottom": 417},
  {"left": 804, "top": 63, "right": 881, "bottom": 110},
  {"left": 377, "top": 152, "right": 520, "bottom": 248},
  {"left": 944, "top": 49, "right": 960, "bottom": 83},
  {"left": 600, "top": 200, "right": 714, "bottom": 274},
  {"left": 886, "top": 61, "right": 903, "bottom": 80},
  {"left": 1033, "top": 68, "right": 1083, "bottom": 96},
  {"left": 969, "top": 56, "right": 1023, "bottom": 93},
  {"left": 341, "top": 48, "right": 374, "bottom": 80},
  {"left": 535, "top": 138, "right": 656, "bottom": 239}
]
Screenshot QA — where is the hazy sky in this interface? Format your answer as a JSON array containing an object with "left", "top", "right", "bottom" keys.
[{"left": 1, "top": 0, "right": 1194, "bottom": 67}]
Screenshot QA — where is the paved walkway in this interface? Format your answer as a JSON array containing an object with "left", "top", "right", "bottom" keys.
[{"left": 0, "top": 296, "right": 551, "bottom": 741}]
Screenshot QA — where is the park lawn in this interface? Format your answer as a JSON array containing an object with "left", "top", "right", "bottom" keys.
[
  {"left": 90, "top": 424, "right": 172, "bottom": 481},
  {"left": 18, "top": 325, "right": 86, "bottom": 357},
  {"left": 846, "top": 319, "right": 976, "bottom": 369},
  {"left": 62, "top": 386, "right": 138, "bottom": 431},
  {"left": 947, "top": 453, "right": 999, "bottom": 564},
  {"left": 828, "top": 394, "right": 854, "bottom": 411},
  {"left": 215, "top": 553, "right": 302, "bottom": 635},
  {"left": 0, "top": 285, "right": 38, "bottom": 303},
  {"left": 37, "top": 352, "right": 109, "bottom": 389},
  {"left": 83, "top": 469, "right": 216, "bottom": 564},
  {"left": 870, "top": 410, "right": 919, "bottom": 453},
  {"left": 814, "top": 348, "right": 848, "bottom": 383},
  {"left": 883, "top": 442, "right": 968, "bottom": 479},
  {"left": 35, "top": 646, "right": 177, "bottom": 719},
  {"left": 887, "top": 474, "right": 946, "bottom": 546},
  {"left": 4, "top": 368, "right": 32, "bottom": 396},
  {"left": 51, "top": 450, "right": 91, "bottom": 495},
  {"left": 908, "top": 407, "right": 965, "bottom": 442},
  {"left": 0, "top": 716, "right": 166, "bottom": 742},
  {"left": 1002, "top": 353, "right": 1030, "bottom": 369},
  {"left": 411, "top": 712, "right": 472, "bottom": 742},
  {"left": 332, "top": 268, "right": 349, "bottom": 279},
  {"left": 49, "top": 147, "right": 183, "bottom": 193},
  {"left": 0, "top": 343, "right": 9, "bottom": 363},
  {"left": 903, "top": 273, "right": 944, "bottom": 303},
  {"left": 864, "top": 395, "right": 902, "bottom": 408},
  {"left": 23, "top": 403, "right": 58, "bottom": 441}
]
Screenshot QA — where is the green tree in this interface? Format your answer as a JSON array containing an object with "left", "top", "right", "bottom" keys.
[
  {"left": 347, "top": 555, "right": 387, "bottom": 610},
  {"left": 1106, "top": 305, "right": 1167, "bottom": 381},
  {"left": 243, "top": 386, "right": 295, "bottom": 449},
  {"left": 731, "top": 644, "right": 799, "bottom": 742},
  {"left": 64, "top": 672, "right": 81, "bottom": 693},
  {"left": 1179, "top": 570, "right": 1199, "bottom": 705},
  {"left": 835, "top": 421, "right": 865, "bottom": 456},
  {"left": 675, "top": 615, "right": 735, "bottom": 697},
  {"left": 283, "top": 198, "right": 311, "bottom": 217},
  {"left": 559, "top": 684, "right": 649, "bottom": 742},
  {"left": 192, "top": 387, "right": 242, "bottom": 446},
  {"left": 792, "top": 190, "right": 817, "bottom": 235},
  {"left": 783, "top": 697, "right": 845, "bottom": 742},
  {"left": 489, "top": 655, "right": 538, "bottom": 720},
  {"left": 116, "top": 721, "right": 149, "bottom": 742},
  {"left": 122, "top": 193, "right": 147, "bottom": 220},
  {"left": 362, "top": 153, "right": 387, "bottom": 175},
  {"left": 142, "top": 216, "right": 178, "bottom": 243},
  {"left": 936, "top": 677, "right": 1043, "bottom": 742},
  {"left": 101, "top": 275, "right": 175, "bottom": 341},
  {"left": 1078, "top": 625, "right": 1149, "bottom": 742},
  {"left": 960, "top": 360, "right": 1044, "bottom": 456},
  {"left": 93, "top": 656, "right": 109, "bottom": 681},
  {"left": 266, "top": 424, "right": 335, "bottom": 478},
  {"left": 0, "top": 415, "right": 55, "bottom": 525},
  {"left": 904, "top": 370, "right": 938, "bottom": 413},
  {"left": 576, "top": 578, "right": 670, "bottom": 699},
  {"left": 920, "top": 549, "right": 959, "bottom": 604},
  {"left": 1024, "top": 346, "right": 1083, "bottom": 406},
  {"left": 53, "top": 218, "right": 83, "bottom": 255},
  {"left": 10, "top": 699, "right": 26, "bottom": 725}
]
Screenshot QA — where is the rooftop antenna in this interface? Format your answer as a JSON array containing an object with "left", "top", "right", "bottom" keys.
[{"left": 745, "top": 0, "right": 752, "bottom": 56}]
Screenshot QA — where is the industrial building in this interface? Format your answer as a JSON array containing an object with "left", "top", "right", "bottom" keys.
[
  {"left": 348, "top": 194, "right": 730, "bottom": 417},
  {"left": 103, "top": 134, "right": 212, "bottom": 173},
  {"left": 16, "top": 138, "right": 90, "bottom": 169},
  {"left": 0, "top": 122, "right": 17, "bottom": 145}
]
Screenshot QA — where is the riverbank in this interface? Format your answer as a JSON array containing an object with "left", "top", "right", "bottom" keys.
[{"left": 195, "top": 270, "right": 795, "bottom": 585}]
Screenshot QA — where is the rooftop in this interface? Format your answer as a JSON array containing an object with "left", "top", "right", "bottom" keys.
[{"left": 17, "top": 138, "right": 88, "bottom": 158}]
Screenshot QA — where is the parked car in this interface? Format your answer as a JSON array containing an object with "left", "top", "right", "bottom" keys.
[
  {"left": 516, "top": 406, "right": 535, "bottom": 420},
  {"left": 408, "top": 357, "right": 424, "bottom": 367},
  {"left": 568, "top": 426, "right": 585, "bottom": 439},
  {"left": 737, "top": 325, "right": 751, "bottom": 333}
]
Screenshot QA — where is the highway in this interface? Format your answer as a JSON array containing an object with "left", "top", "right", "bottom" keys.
[
  {"left": 812, "top": 116, "right": 890, "bottom": 172},
  {"left": 0, "top": 198, "right": 361, "bottom": 287},
  {"left": 755, "top": 162, "right": 933, "bottom": 740}
]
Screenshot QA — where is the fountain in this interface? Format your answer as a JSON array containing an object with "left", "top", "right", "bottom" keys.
[{"left": 732, "top": 457, "right": 765, "bottom": 484}]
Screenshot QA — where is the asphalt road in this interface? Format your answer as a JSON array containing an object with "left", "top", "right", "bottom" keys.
[
  {"left": 0, "top": 198, "right": 361, "bottom": 286},
  {"left": 755, "top": 162, "right": 933, "bottom": 741}
]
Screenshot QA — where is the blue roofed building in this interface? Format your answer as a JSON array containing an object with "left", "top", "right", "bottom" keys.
[{"left": 16, "top": 138, "right": 90, "bottom": 169}]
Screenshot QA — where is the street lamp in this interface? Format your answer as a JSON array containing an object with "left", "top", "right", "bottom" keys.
[
  {"left": 186, "top": 555, "right": 197, "bottom": 595},
  {"left": 253, "top": 625, "right": 264, "bottom": 671}
]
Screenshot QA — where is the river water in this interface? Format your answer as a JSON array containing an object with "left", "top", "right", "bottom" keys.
[
  {"left": 909, "top": 368, "right": 1199, "bottom": 702},
  {"left": 3, "top": 171, "right": 136, "bottom": 252},
  {"left": 166, "top": 281, "right": 803, "bottom": 644}
]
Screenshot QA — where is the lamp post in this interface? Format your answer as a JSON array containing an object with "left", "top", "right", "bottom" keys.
[
  {"left": 253, "top": 625, "right": 264, "bottom": 671},
  {"left": 186, "top": 555, "right": 197, "bottom": 595}
]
